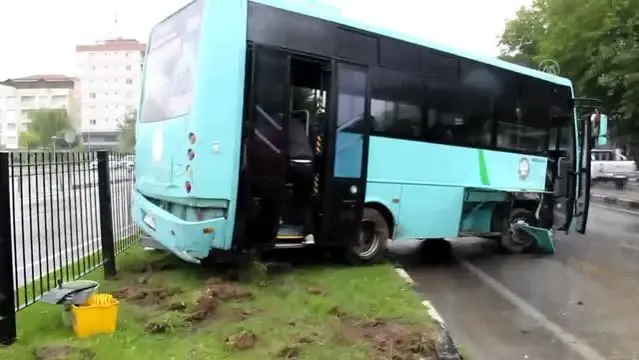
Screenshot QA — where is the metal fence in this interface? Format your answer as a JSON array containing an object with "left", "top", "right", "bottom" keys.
[{"left": 0, "top": 151, "right": 140, "bottom": 345}]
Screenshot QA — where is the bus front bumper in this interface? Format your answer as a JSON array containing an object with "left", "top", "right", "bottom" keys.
[{"left": 132, "top": 191, "right": 229, "bottom": 264}]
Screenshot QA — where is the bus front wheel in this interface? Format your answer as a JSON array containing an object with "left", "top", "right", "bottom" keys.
[
  {"left": 498, "top": 208, "right": 537, "bottom": 254},
  {"left": 343, "top": 208, "right": 389, "bottom": 265}
]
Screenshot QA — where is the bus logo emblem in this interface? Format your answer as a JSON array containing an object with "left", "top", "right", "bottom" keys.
[{"left": 518, "top": 158, "right": 530, "bottom": 180}]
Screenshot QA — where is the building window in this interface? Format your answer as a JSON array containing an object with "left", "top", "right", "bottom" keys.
[
  {"left": 126, "top": 65, "right": 132, "bottom": 71},
  {"left": 89, "top": 92, "right": 96, "bottom": 99},
  {"left": 126, "top": 79, "right": 133, "bottom": 85},
  {"left": 7, "top": 123, "right": 16, "bottom": 130},
  {"left": 90, "top": 119, "right": 96, "bottom": 125}
]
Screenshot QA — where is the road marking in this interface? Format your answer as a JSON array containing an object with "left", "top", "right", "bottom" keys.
[
  {"left": 422, "top": 300, "right": 445, "bottom": 325},
  {"left": 461, "top": 261, "right": 607, "bottom": 360},
  {"left": 395, "top": 267, "right": 415, "bottom": 285},
  {"left": 591, "top": 203, "right": 639, "bottom": 216}
]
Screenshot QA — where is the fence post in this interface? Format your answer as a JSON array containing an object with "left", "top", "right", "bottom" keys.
[
  {"left": 0, "top": 152, "right": 17, "bottom": 345},
  {"left": 97, "top": 151, "right": 116, "bottom": 278}
]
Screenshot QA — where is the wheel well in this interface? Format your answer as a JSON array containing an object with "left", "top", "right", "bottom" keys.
[
  {"left": 491, "top": 199, "right": 539, "bottom": 233},
  {"left": 365, "top": 202, "right": 395, "bottom": 238}
]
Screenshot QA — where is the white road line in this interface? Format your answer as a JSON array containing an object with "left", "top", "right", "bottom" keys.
[
  {"left": 394, "top": 267, "right": 415, "bottom": 285},
  {"left": 460, "top": 261, "right": 607, "bottom": 360},
  {"left": 422, "top": 300, "right": 445, "bottom": 325},
  {"left": 591, "top": 203, "right": 639, "bottom": 216}
]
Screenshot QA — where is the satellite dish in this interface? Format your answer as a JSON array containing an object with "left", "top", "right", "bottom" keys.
[{"left": 63, "top": 130, "right": 76, "bottom": 144}]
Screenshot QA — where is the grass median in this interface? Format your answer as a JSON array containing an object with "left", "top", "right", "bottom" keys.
[{"left": 1, "top": 245, "right": 439, "bottom": 360}]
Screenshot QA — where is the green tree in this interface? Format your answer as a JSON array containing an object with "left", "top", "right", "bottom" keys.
[
  {"left": 118, "top": 110, "right": 136, "bottom": 152},
  {"left": 25, "top": 108, "right": 75, "bottom": 149},
  {"left": 499, "top": 0, "right": 639, "bottom": 140},
  {"left": 19, "top": 131, "right": 40, "bottom": 149}
]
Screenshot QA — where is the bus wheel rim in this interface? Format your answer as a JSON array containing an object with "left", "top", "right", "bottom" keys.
[
  {"left": 356, "top": 220, "right": 380, "bottom": 258},
  {"left": 510, "top": 218, "right": 533, "bottom": 246}
]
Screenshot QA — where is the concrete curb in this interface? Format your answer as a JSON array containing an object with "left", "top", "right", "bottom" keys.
[
  {"left": 591, "top": 193, "right": 639, "bottom": 211},
  {"left": 71, "top": 178, "right": 131, "bottom": 190},
  {"left": 394, "top": 267, "right": 464, "bottom": 360}
]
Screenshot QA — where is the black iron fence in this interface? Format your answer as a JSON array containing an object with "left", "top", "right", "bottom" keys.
[{"left": 0, "top": 151, "right": 140, "bottom": 345}]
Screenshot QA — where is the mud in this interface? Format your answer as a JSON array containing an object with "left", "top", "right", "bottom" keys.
[
  {"left": 307, "top": 286, "right": 328, "bottom": 296},
  {"left": 33, "top": 345, "right": 95, "bottom": 360},
  {"left": 123, "top": 257, "right": 177, "bottom": 274},
  {"left": 225, "top": 330, "right": 257, "bottom": 350},
  {"left": 112, "top": 286, "right": 182, "bottom": 307},
  {"left": 331, "top": 307, "right": 437, "bottom": 360}
]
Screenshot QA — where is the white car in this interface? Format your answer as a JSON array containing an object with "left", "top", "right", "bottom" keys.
[
  {"left": 89, "top": 155, "right": 121, "bottom": 170},
  {"left": 119, "top": 155, "right": 135, "bottom": 170}
]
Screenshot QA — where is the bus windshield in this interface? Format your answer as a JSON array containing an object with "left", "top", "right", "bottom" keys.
[{"left": 139, "top": 0, "right": 203, "bottom": 123}]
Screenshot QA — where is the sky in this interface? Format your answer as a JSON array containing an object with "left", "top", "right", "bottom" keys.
[{"left": 0, "top": 0, "right": 531, "bottom": 80}]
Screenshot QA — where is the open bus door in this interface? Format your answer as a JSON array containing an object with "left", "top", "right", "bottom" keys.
[
  {"left": 573, "top": 98, "right": 608, "bottom": 234},
  {"left": 236, "top": 45, "right": 291, "bottom": 249},
  {"left": 319, "top": 61, "right": 371, "bottom": 249}
]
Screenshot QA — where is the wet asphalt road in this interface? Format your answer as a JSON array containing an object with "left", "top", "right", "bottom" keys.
[
  {"left": 8, "top": 168, "right": 135, "bottom": 289},
  {"left": 392, "top": 203, "right": 639, "bottom": 360}
]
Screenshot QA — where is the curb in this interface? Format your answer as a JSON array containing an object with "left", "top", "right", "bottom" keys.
[
  {"left": 394, "top": 267, "right": 464, "bottom": 360},
  {"left": 591, "top": 194, "right": 639, "bottom": 211}
]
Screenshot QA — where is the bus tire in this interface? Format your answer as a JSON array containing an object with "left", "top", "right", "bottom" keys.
[
  {"left": 343, "top": 207, "right": 389, "bottom": 265},
  {"left": 499, "top": 208, "right": 537, "bottom": 254}
]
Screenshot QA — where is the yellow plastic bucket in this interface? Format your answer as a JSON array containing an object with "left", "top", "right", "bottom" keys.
[{"left": 71, "top": 293, "right": 120, "bottom": 338}]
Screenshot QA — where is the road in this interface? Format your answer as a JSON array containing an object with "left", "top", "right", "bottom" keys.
[
  {"left": 391, "top": 203, "right": 639, "bottom": 360},
  {"left": 592, "top": 182, "right": 639, "bottom": 201},
  {"left": 8, "top": 167, "right": 135, "bottom": 290}
]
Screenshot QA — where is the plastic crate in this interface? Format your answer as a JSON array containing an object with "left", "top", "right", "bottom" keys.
[{"left": 71, "top": 293, "right": 120, "bottom": 338}]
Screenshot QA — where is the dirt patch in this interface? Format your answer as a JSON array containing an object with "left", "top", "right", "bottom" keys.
[
  {"left": 277, "top": 344, "right": 301, "bottom": 359},
  {"left": 221, "top": 307, "right": 257, "bottom": 322},
  {"left": 225, "top": 330, "right": 257, "bottom": 350},
  {"left": 307, "top": 286, "right": 328, "bottom": 296},
  {"left": 183, "top": 277, "right": 252, "bottom": 323},
  {"left": 33, "top": 345, "right": 95, "bottom": 360},
  {"left": 332, "top": 308, "right": 436, "bottom": 360},
  {"left": 122, "top": 256, "right": 177, "bottom": 274},
  {"left": 275, "top": 333, "right": 319, "bottom": 359},
  {"left": 140, "top": 277, "right": 253, "bottom": 333},
  {"left": 112, "top": 286, "right": 182, "bottom": 307},
  {"left": 205, "top": 277, "right": 253, "bottom": 301}
]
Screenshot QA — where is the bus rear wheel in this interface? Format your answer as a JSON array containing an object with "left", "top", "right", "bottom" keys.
[{"left": 343, "top": 208, "right": 389, "bottom": 265}]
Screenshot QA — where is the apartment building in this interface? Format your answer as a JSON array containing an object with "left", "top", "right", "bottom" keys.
[
  {"left": 0, "top": 75, "right": 77, "bottom": 150},
  {"left": 75, "top": 38, "right": 145, "bottom": 149}
]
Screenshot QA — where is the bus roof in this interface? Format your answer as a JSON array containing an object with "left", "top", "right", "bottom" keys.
[{"left": 251, "top": 0, "right": 573, "bottom": 88}]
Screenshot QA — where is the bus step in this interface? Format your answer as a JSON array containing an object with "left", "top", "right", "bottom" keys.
[{"left": 276, "top": 224, "right": 304, "bottom": 240}]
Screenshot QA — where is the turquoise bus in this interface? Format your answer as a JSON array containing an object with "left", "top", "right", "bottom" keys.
[{"left": 133, "top": 0, "right": 608, "bottom": 264}]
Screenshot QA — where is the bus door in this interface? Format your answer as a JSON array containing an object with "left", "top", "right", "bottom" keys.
[
  {"left": 236, "top": 45, "right": 290, "bottom": 248},
  {"left": 318, "top": 61, "right": 371, "bottom": 246},
  {"left": 574, "top": 112, "right": 593, "bottom": 234}
]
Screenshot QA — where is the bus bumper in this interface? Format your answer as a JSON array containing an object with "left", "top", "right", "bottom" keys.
[{"left": 132, "top": 191, "right": 228, "bottom": 263}]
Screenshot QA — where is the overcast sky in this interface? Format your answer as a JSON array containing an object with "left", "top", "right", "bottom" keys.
[{"left": 0, "top": 0, "right": 530, "bottom": 79}]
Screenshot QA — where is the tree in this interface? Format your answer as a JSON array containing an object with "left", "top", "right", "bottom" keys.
[
  {"left": 118, "top": 110, "right": 136, "bottom": 152},
  {"left": 499, "top": 0, "right": 639, "bottom": 141},
  {"left": 19, "top": 131, "right": 40, "bottom": 149},
  {"left": 22, "top": 108, "right": 75, "bottom": 149}
]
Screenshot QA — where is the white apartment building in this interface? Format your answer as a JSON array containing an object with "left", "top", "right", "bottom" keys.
[
  {"left": 75, "top": 38, "right": 145, "bottom": 146},
  {"left": 0, "top": 75, "right": 77, "bottom": 150}
]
